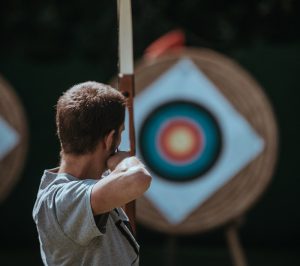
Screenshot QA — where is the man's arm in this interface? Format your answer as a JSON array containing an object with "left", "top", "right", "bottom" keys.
[{"left": 91, "top": 154, "right": 152, "bottom": 215}]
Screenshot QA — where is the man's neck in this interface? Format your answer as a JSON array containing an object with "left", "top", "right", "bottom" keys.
[{"left": 58, "top": 152, "right": 106, "bottom": 180}]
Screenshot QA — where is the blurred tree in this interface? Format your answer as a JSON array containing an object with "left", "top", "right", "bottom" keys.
[{"left": 0, "top": 0, "right": 299, "bottom": 61}]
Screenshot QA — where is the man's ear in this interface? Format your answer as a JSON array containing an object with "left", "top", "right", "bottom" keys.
[{"left": 103, "top": 129, "right": 115, "bottom": 151}]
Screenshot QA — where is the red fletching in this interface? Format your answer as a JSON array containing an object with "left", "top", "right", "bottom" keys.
[{"left": 144, "top": 29, "right": 186, "bottom": 60}]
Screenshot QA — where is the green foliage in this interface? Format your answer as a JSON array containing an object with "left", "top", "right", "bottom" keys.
[{"left": 0, "top": 0, "right": 299, "bottom": 61}]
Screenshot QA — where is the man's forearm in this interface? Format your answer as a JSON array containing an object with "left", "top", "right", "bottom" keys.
[{"left": 91, "top": 157, "right": 151, "bottom": 215}]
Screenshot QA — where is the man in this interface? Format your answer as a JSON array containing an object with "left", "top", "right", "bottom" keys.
[{"left": 33, "top": 81, "right": 151, "bottom": 266}]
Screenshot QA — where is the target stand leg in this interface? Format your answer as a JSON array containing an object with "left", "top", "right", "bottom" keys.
[
  {"left": 165, "top": 235, "right": 177, "bottom": 266},
  {"left": 225, "top": 219, "right": 247, "bottom": 266}
]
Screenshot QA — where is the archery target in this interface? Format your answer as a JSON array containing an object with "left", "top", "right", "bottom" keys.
[
  {"left": 126, "top": 56, "right": 267, "bottom": 225},
  {"left": 121, "top": 57, "right": 265, "bottom": 224},
  {"left": 0, "top": 76, "right": 28, "bottom": 203},
  {"left": 139, "top": 101, "right": 222, "bottom": 182},
  {"left": 118, "top": 49, "right": 277, "bottom": 232}
]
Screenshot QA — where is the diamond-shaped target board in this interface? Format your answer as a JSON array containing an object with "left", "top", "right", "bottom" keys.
[
  {"left": 120, "top": 49, "right": 278, "bottom": 234},
  {"left": 0, "top": 76, "right": 28, "bottom": 203}
]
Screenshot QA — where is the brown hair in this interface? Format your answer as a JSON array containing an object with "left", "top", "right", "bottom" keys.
[{"left": 56, "top": 81, "right": 126, "bottom": 155}]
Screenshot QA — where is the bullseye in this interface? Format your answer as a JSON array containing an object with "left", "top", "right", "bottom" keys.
[{"left": 157, "top": 118, "right": 204, "bottom": 164}]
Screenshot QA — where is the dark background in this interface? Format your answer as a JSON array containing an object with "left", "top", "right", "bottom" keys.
[{"left": 0, "top": 0, "right": 299, "bottom": 265}]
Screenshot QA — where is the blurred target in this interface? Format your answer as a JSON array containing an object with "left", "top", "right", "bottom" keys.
[
  {"left": 114, "top": 48, "right": 278, "bottom": 234},
  {"left": 0, "top": 76, "right": 28, "bottom": 203}
]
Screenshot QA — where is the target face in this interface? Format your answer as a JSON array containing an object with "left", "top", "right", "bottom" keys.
[{"left": 139, "top": 101, "right": 222, "bottom": 182}]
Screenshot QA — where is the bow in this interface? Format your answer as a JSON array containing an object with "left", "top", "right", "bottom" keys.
[{"left": 117, "top": 0, "right": 136, "bottom": 234}]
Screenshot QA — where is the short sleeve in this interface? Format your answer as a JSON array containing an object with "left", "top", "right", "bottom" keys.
[{"left": 53, "top": 179, "right": 105, "bottom": 246}]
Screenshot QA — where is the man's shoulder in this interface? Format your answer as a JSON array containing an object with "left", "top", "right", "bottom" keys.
[
  {"left": 36, "top": 170, "right": 98, "bottom": 201},
  {"left": 33, "top": 170, "right": 82, "bottom": 219},
  {"left": 32, "top": 171, "right": 61, "bottom": 219}
]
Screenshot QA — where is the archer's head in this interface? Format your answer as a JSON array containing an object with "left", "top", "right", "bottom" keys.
[{"left": 56, "top": 81, "right": 126, "bottom": 157}]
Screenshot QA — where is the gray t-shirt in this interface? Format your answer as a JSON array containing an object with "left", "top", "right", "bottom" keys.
[{"left": 32, "top": 169, "right": 139, "bottom": 266}]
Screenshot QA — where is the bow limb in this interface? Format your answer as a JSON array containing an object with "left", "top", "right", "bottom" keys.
[{"left": 117, "top": 0, "right": 136, "bottom": 234}]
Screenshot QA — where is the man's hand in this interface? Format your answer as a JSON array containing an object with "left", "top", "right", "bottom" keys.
[{"left": 107, "top": 151, "right": 130, "bottom": 171}]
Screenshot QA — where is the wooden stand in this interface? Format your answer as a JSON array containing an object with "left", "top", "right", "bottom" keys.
[
  {"left": 162, "top": 218, "right": 247, "bottom": 266},
  {"left": 225, "top": 218, "right": 247, "bottom": 266},
  {"left": 165, "top": 235, "right": 177, "bottom": 266}
]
